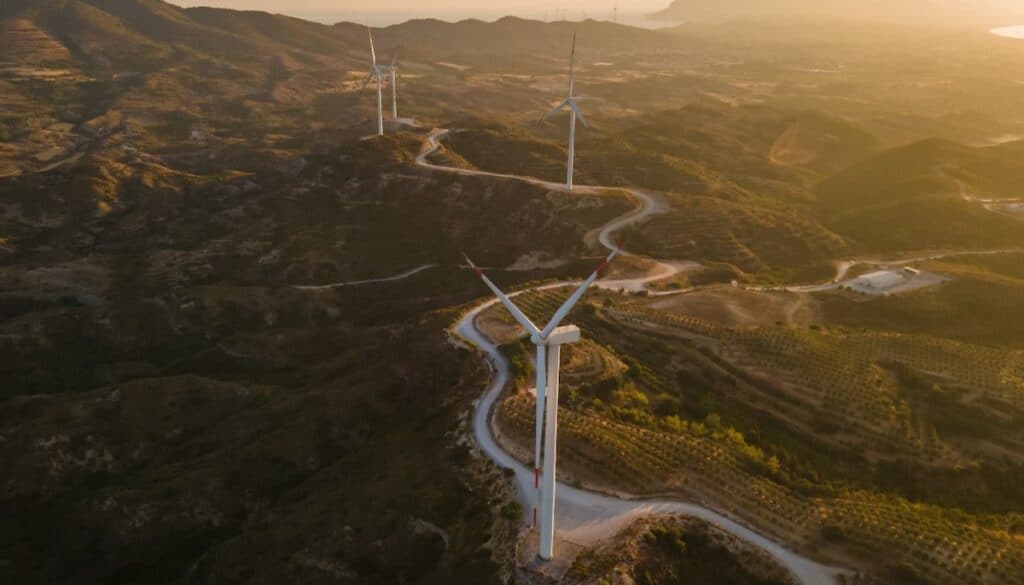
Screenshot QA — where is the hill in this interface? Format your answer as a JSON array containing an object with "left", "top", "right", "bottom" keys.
[
  {"left": 0, "top": 1, "right": 687, "bottom": 85},
  {"left": 815, "top": 138, "right": 1024, "bottom": 253},
  {"left": 0, "top": 3, "right": 649, "bottom": 583},
  {"left": 337, "top": 16, "right": 676, "bottom": 65},
  {"left": 440, "top": 104, "right": 852, "bottom": 280},
  {"left": 768, "top": 111, "right": 879, "bottom": 174},
  {"left": 0, "top": 0, "right": 361, "bottom": 73}
]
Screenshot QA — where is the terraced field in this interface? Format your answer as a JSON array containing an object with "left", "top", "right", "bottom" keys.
[
  {"left": 607, "top": 305, "right": 1024, "bottom": 460},
  {"left": 496, "top": 391, "right": 1024, "bottom": 585},
  {"left": 477, "top": 286, "right": 581, "bottom": 331},
  {"left": 626, "top": 196, "right": 846, "bottom": 280},
  {"left": 483, "top": 285, "right": 1024, "bottom": 583}
]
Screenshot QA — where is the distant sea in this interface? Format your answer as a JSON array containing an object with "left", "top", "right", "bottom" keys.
[
  {"left": 286, "top": 10, "right": 670, "bottom": 29},
  {"left": 991, "top": 25, "right": 1024, "bottom": 39}
]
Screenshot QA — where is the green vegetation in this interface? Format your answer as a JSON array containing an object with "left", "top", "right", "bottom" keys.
[
  {"left": 634, "top": 522, "right": 789, "bottom": 585},
  {"left": 603, "top": 304, "right": 1024, "bottom": 505},
  {"left": 490, "top": 287, "right": 1024, "bottom": 584},
  {"left": 500, "top": 392, "right": 1024, "bottom": 585},
  {"left": 623, "top": 193, "right": 844, "bottom": 282},
  {"left": 942, "top": 252, "right": 1024, "bottom": 280},
  {"left": 1, "top": 317, "right": 513, "bottom": 584},
  {"left": 816, "top": 139, "right": 1024, "bottom": 254},
  {"left": 818, "top": 263, "right": 1024, "bottom": 347},
  {"left": 566, "top": 517, "right": 794, "bottom": 585}
]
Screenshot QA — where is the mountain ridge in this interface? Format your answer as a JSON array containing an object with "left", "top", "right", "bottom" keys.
[{"left": 653, "top": 0, "right": 1024, "bottom": 26}]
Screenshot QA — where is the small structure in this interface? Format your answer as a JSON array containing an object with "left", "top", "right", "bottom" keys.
[
  {"left": 853, "top": 270, "right": 903, "bottom": 289},
  {"left": 840, "top": 267, "right": 946, "bottom": 297}
]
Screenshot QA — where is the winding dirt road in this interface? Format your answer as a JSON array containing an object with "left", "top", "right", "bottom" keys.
[
  {"left": 418, "top": 128, "right": 849, "bottom": 584},
  {"left": 293, "top": 129, "right": 1018, "bottom": 582},
  {"left": 750, "top": 249, "right": 1024, "bottom": 294},
  {"left": 418, "top": 129, "right": 696, "bottom": 288},
  {"left": 292, "top": 264, "right": 438, "bottom": 290}
]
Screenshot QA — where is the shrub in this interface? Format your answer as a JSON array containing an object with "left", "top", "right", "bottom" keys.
[{"left": 500, "top": 501, "right": 522, "bottom": 520}]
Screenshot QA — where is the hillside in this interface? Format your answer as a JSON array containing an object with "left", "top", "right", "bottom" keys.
[
  {"left": 768, "top": 111, "right": 879, "bottom": 174},
  {"left": 0, "top": 0, "right": 365, "bottom": 73},
  {"left": 336, "top": 16, "right": 677, "bottom": 66},
  {"left": 815, "top": 138, "right": 1024, "bottom": 253},
  {"left": 0, "top": 3, "right": 647, "bottom": 583},
  {"left": 441, "top": 104, "right": 852, "bottom": 280},
  {"left": 565, "top": 517, "right": 794, "bottom": 585},
  {"left": 491, "top": 286, "right": 1024, "bottom": 585}
]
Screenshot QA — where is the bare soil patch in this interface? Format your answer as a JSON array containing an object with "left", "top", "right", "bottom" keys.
[{"left": 644, "top": 286, "right": 819, "bottom": 327}]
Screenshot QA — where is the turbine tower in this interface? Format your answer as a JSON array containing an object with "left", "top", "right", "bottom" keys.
[
  {"left": 362, "top": 28, "right": 398, "bottom": 136},
  {"left": 390, "top": 48, "right": 400, "bottom": 120},
  {"left": 542, "top": 34, "right": 589, "bottom": 190},
  {"left": 465, "top": 244, "right": 621, "bottom": 561}
]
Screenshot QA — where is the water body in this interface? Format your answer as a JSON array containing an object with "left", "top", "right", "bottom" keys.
[{"left": 992, "top": 25, "right": 1024, "bottom": 39}]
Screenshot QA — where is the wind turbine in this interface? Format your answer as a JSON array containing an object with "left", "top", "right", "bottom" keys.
[
  {"left": 362, "top": 27, "right": 398, "bottom": 136},
  {"left": 541, "top": 34, "right": 588, "bottom": 191},
  {"left": 464, "top": 244, "right": 621, "bottom": 561},
  {"left": 389, "top": 48, "right": 400, "bottom": 120}
]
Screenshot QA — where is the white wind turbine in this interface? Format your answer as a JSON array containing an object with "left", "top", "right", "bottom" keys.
[
  {"left": 362, "top": 28, "right": 399, "bottom": 136},
  {"left": 541, "top": 34, "right": 589, "bottom": 191},
  {"left": 389, "top": 47, "right": 400, "bottom": 121},
  {"left": 464, "top": 244, "right": 621, "bottom": 561}
]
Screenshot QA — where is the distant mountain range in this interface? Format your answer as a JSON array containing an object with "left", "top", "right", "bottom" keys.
[
  {"left": 653, "top": 0, "right": 1024, "bottom": 25},
  {"left": 0, "top": 0, "right": 677, "bottom": 75}
]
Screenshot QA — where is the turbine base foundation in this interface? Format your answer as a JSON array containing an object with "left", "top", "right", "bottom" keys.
[{"left": 519, "top": 529, "right": 583, "bottom": 580}]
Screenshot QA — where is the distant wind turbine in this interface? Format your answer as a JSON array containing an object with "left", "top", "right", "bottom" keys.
[
  {"left": 464, "top": 243, "right": 621, "bottom": 561},
  {"left": 389, "top": 47, "right": 400, "bottom": 120},
  {"left": 541, "top": 34, "right": 589, "bottom": 190},
  {"left": 362, "top": 27, "right": 399, "bottom": 136}
]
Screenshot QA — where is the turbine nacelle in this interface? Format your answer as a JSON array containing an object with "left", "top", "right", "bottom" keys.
[
  {"left": 545, "top": 325, "right": 581, "bottom": 346},
  {"left": 464, "top": 243, "right": 619, "bottom": 345},
  {"left": 365, "top": 29, "right": 400, "bottom": 85}
]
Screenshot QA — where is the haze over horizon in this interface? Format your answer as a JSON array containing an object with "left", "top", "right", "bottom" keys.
[
  {"left": 158, "top": 0, "right": 1024, "bottom": 27},
  {"left": 165, "top": 0, "right": 668, "bottom": 23}
]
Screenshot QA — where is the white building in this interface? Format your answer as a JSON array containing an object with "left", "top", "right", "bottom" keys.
[{"left": 847, "top": 270, "right": 905, "bottom": 291}]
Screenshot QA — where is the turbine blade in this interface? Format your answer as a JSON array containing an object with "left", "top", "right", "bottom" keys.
[
  {"left": 570, "top": 100, "right": 589, "bottom": 128},
  {"left": 464, "top": 254, "right": 541, "bottom": 337},
  {"left": 391, "top": 46, "right": 400, "bottom": 68},
  {"left": 367, "top": 27, "right": 377, "bottom": 67},
  {"left": 540, "top": 98, "right": 570, "bottom": 122},
  {"left": 567, "top": 33, "right": 576, "bottom": 98},
  {"left": 539, "top": 246, "right": 620, "bottom": 340},
  {"left": 361, "top": 70, "right": 375, "bottom": 89}
]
